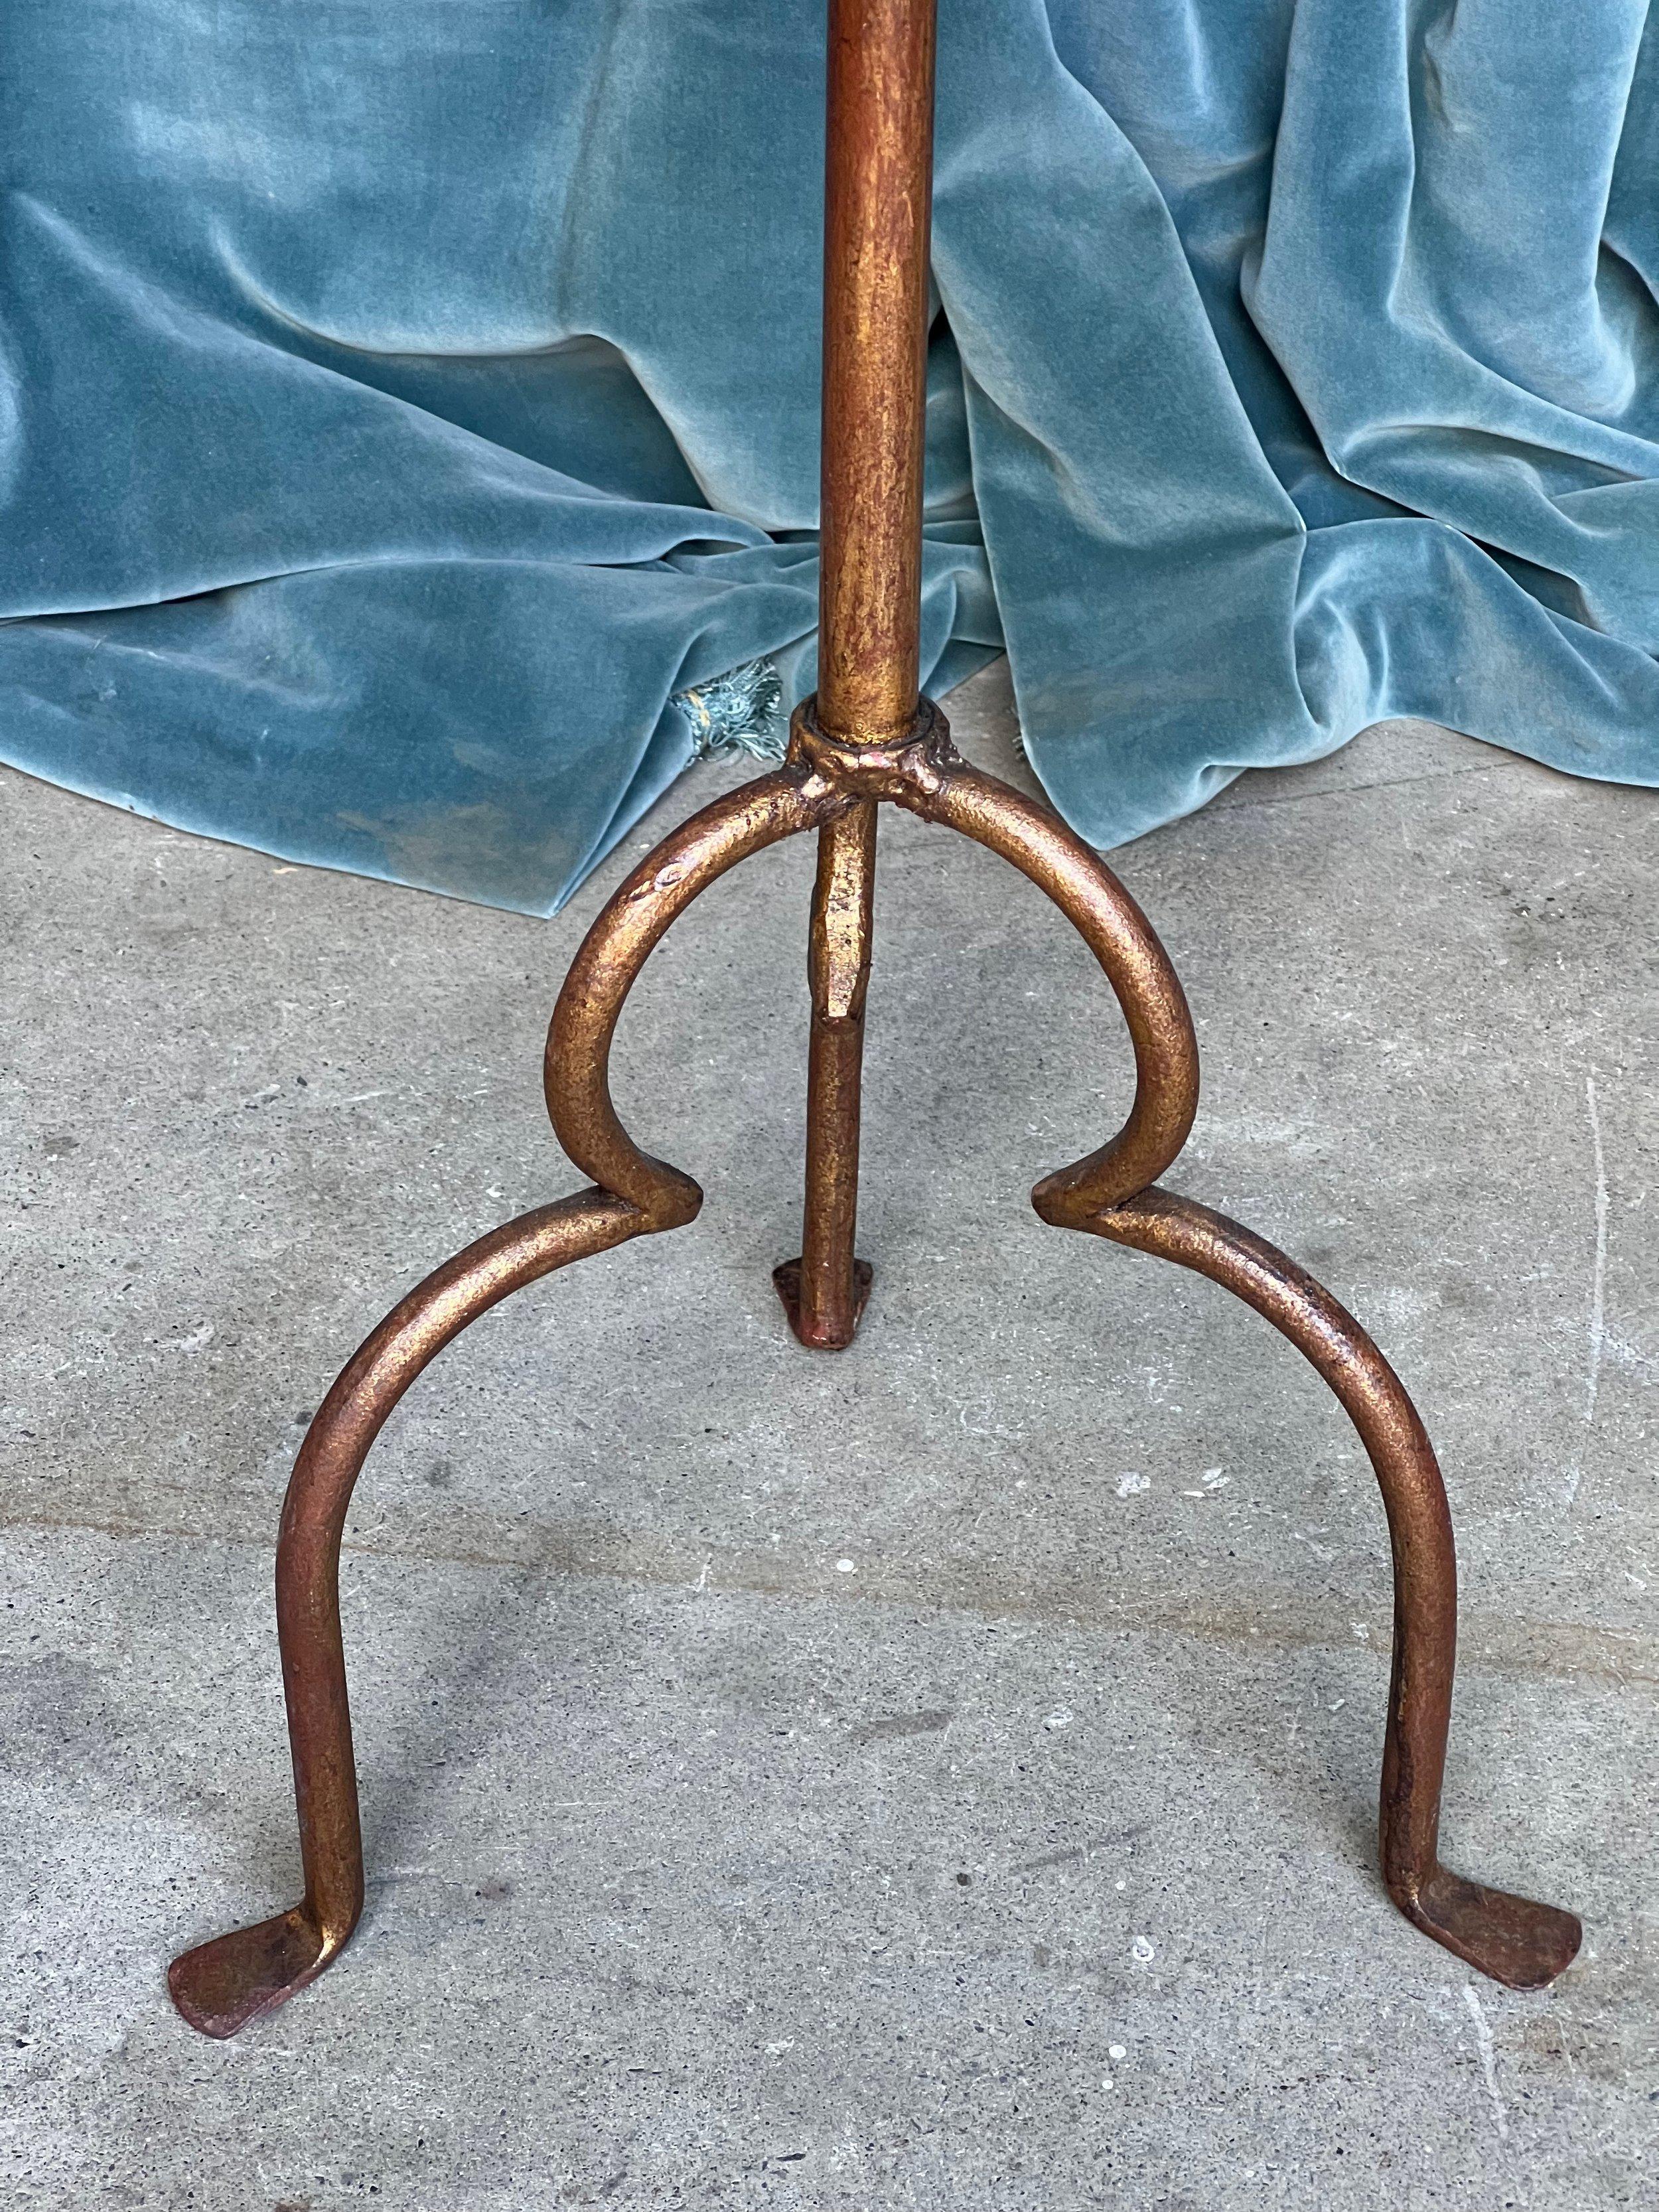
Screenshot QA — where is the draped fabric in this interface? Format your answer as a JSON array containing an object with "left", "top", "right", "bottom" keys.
[{"left": 3, "top": 1, "right": 1657, "bottom": 914}]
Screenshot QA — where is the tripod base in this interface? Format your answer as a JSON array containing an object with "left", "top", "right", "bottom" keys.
[{"left": 168, "top": 696, "right": 1580, "bottom": 2035}]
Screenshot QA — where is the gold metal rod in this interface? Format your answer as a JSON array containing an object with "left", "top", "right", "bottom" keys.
[
  {"left": 167, "top": 1190, "right": 651, "bottom": 2039},
  {"left": 816, "top": 0, "right": 938, "bottom": 741},
  {"left": 783, "top": 0, "right": 936, "bottom": 1337},
  {"left": 776, "top": 802, "right": 879, "bottom": 1346}
]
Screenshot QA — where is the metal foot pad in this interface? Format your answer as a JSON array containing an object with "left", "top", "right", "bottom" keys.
[
  {"left": 1401, "top": 1868, "right": 1582, "bottom": 1990},
  {"left": 169, "top": 1908, "right": 335, "bottom": 2039},
  {"left": 772, "top": 1257, "right": 873, "bottom": 1349}
]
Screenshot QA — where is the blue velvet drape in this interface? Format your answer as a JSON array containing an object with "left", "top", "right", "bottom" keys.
[{"left": 3, "top": 2, "right": 1656, "bottom": 913}]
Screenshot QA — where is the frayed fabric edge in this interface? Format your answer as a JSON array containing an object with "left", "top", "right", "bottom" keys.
[{"left": 671, "top": 656, "right": 786, "bottom": 760}]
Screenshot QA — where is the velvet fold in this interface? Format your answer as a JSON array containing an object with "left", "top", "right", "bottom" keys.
[{"left": 1, "top": 0, "right": 1654, "bottom": 912}]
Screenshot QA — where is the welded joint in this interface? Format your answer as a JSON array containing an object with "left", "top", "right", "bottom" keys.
[{"left": 787, "top": 693, "right": 957, "bottom": 807}]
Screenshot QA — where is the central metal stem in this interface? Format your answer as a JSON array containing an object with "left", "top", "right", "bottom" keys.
[
  {"left": 780, "top": 0, "right": 938, "bottom": 1348},
  {"left": 792, "top": 799, "right": 877, "bottom": 1346},
  {"left": 818, "top": 0, "right": 936, "bottom": 741}
]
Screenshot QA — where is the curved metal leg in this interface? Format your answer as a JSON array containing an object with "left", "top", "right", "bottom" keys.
[
  {"left": 168, "top": 1191, "right": 654, "bottom": 2037},
  {"left": 1043, "top": 1186, "right": 1581, "bottom": 1989},
  {"left": 171, "top": 771, "right": 828, "bottom": 2038},
  {"left": 883, "top": 736, "right": 1580, "bottom": 1989}
]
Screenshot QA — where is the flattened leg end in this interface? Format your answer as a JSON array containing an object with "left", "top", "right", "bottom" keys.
[
  {"left": 1396, "top": 1866, "right": 1581, "bottom": 1990},
  {"left": 169, "top": 1906, "right": 340, "bottom": 2039}
]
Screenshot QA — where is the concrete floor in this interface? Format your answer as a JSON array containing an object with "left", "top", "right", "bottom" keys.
[{"left": 2, "top": 661, "right": 1654, "bottom": 2210}]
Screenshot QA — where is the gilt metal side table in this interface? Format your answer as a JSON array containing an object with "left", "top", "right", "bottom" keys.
[{"left": 169, "top": 0, "right": 1581, "bottom": 2037}]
